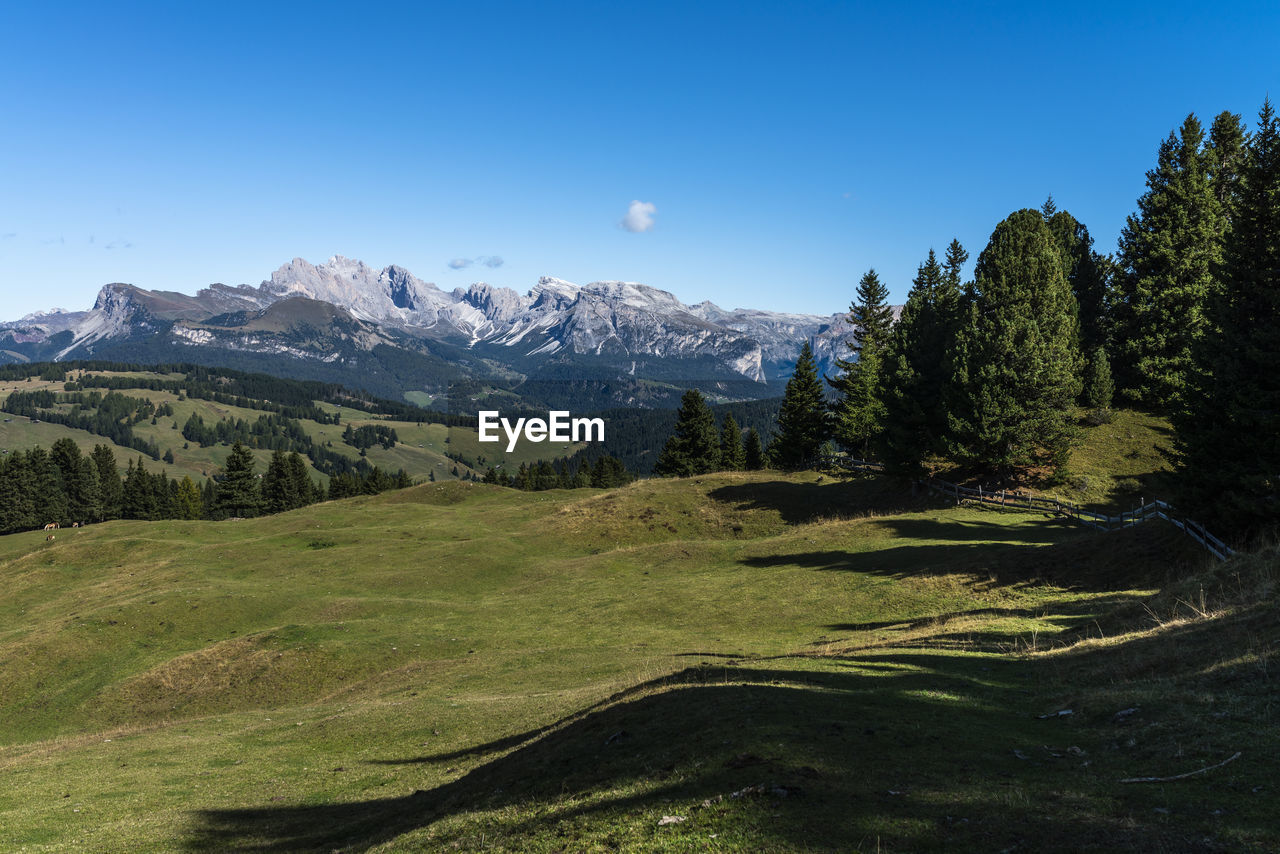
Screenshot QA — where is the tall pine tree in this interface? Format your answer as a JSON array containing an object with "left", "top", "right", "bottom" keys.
[
  {"left": 829, "top": 270, "right": 893, "bottom": 458},
  {"left": 653, "top": 389, "right": 721, "bottom": 477},
  {"left": 1175, "top": 99, "right": 1280, "bottom": 540},
  {"left": 743, "top": 428, "right": 765, "bottom": 470},
  {"left": 946, "top": 209, "right": 1082, "bottom": 479},
  {"left": 879, "top": 247, "right": 960, "bottom": 474},
  {"left": 719, "top": 413, "right": 745, "bottom": 471},
  {"left": 1207, "top": 110, "right": 1249, "bottom": 227},
  {"left": 1114, "top": 114, "right": 1225, "bottom": 409},
  {"left": 217, "top": 440, "right": 261, "bottom": 518},
  {"left": 91, "top": 444, "right": 122, "bottom": 520},
  {"left": 847, "top": 268, "right": 894, "bottom": 352},
  {"left": 769, "top": 342, "right": 829, "bottom": 469},
  {"left": 1045, "top": 207, "right": 1112, "bottom": 359}
]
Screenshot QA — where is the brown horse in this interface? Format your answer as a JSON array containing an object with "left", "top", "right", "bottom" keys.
[
  {"left": 46, "top": 534, "right": 55, "bottom": 542},
  {"left": 43, "top": 522, "right": 59, "bottom": 531}
]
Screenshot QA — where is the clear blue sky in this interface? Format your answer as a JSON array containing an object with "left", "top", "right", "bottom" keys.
[{"left": 1, "top": 1, "right": 1276, "bottom": 319}]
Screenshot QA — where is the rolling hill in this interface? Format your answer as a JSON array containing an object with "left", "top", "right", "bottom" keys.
[{"left": 1, "top": 469, "right": 1274, "bottom": 852}]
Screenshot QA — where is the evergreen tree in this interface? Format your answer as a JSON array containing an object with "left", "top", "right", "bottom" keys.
[
  {"left": 261, "top": 449, "right": 297, "bottom": 514},
  {"left": 653, "top": 389, "right": 721, "bottom": 477},
  {"left": 943, "top": 239, "right": 969, "bottom": 297},
  {"left": 743, "top": 428, "right": 765, "bottom": 470},
  {"left": 1046, "top": 209, "right": 1112, "bottom": 357},
  {"left": 0, "top": 453, "right": 37, "bottom": 533},
  {"left": 848, "top": 269, "right": 894, "bottom": 353},
  {"left": 946, "top": 209, "right": 1082, "bottom": 479},
  {"left": 529, "top": 460, "right": 556, "bottom": 490},
  {"left": 156, "top": 471, "right": 179, "bottom": 519},
  {"left": 1082, "top": 347, "right": 1115, "bottom": 413},
  {"left": 1114, "top": 114, "right": 1226, "bottom": 408},
  {"left": 879, "top": 249, "right": 955, "bottom": 475},
  {"left": 27, "top": 447, "right": 68, "bottom": 526},
  {"left": 90, "top": 444, "right": 122, "bottom": 521},
  {"left": 51, "top": 437, "right": 100, "bottom": 524},
  {"left": 769, "top": 342, "right": 829, "bottom": 469},
  {"left": 286, "top": 452, "right": 319, "bottom": 505},
  {"left": 327, "top": 472, "right": 360, "bottom": 500},
  {"left": 201, "top": 477, "right": 220, "bottom": 519},
  {"left": 719, "top": 413, "right": 745, "bottom": 470},
  {"left": 830, "top": 339, "right": 884, "bottom": 458},
  {"left": 176, "top": 476, "right": 203, "bottom": 520},
  {"left": 589, "top": 456, "right": 631, "bottom": 488},
  {"left": 217, "top": 440, "right": 260, "bottom": 518},
  {"left": 829, "top": 270, "right": 894, "bottom": 459},
  {"left": 1175, "top": 99, "right": 1280, "bottom": 539},
  {"left": 121, "top": 458, "right": 157, "bottom": 520},
  {"left": 1208, "top": 110, "right": 1249, "bottom": 226}
]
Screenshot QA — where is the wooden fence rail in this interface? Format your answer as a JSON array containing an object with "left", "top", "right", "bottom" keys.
[{"left": 818, "top": 455, "right": 1234, "bottom": 562}]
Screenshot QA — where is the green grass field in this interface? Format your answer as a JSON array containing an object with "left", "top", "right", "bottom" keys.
[
  {"left": 1, "top": 371, "right": 583, "bottom": 486},
  {"left": 1, "top": 469, "right": 1274, "bottom": 852}
]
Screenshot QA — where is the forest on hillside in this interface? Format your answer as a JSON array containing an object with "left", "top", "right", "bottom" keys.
[{"left": 655, "top": 101, "right": 1279, "bottom": 545}]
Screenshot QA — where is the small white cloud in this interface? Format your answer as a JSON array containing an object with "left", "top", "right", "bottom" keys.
[
  {"left": 448, "top": 258, "right": 473, "bottom": 270},
  {"left": 0, "top": 232, "right": 16, "bottom": 240},
  {"left": 480, "top": 255, "right": 504, "bottom": 269},
  {"left": 105, "top": 239, "right": 134, "bottom": 250},
  {"left": 620, "top": 200, "right": 657, "bottom": 233}
]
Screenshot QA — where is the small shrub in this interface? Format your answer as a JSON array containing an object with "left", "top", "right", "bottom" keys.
[
  {"left": 1115, "top": 477, "right": 1142, "bottom": 495},
  {"left": 1085, "top": 407, "right": 1116, "bottom": 426}
]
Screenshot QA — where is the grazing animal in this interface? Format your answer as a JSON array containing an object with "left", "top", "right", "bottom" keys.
[
  {"left": 72, "top": 522, "right": 80, "bottom": 528},
  {"left": 43, "top": 522, "right": 59, "bottom": 531},
  {"left": 46, "top": 534, "right": 55, "bottom": 542}
]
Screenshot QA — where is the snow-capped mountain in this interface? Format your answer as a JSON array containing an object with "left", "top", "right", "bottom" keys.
[{"left": 0, "top": 256, "right": 868, "bottom": 404}]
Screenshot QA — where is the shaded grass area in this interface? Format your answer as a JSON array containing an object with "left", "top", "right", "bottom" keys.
[
  {"left": 1049, "top": 409, "right": 1176, "bottom": 513},
  {"left": 920, "top": 408, "right": 1176, "bottom": 514},
  {"left": 0, "top": 473, "right": 1274, "bottom": 852}
]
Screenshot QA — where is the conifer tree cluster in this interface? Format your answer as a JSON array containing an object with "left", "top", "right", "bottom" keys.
[
  {"left": 0, "top": 438, "right": 411, "bottom": 534},
  {"left": 1113, "top": 114, "right": 1232, "bottom": 409},
  {"left": 653, "top": 389, "right": 770, "bottom": 476},
  {"left": 813, "top": 99, "right": 1278, "bottom": 541},
  {"left": 480, "top": 454, "right": 632, "bottom": 490},
  {"left": 1174, "top": 100, "right": 1280, "bottom": 539}
]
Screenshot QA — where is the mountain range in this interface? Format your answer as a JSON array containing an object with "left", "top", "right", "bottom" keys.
[{"left": 0, "top": 257, "right": 865, "bottom": 408}]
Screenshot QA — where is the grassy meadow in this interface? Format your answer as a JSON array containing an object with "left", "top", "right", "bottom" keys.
[
  {"left": 1, "top": 467, "right": 1275, "bottom": 852},
  {"left": 0, "top": 371, "right": 582, "bottom": 485}
]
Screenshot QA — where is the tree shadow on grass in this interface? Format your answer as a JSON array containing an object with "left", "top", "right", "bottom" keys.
[
  {"left": 182, "top": 653, "right": 1253, "bottom": 853},
  {"left": 741, "top": 518, "right": 1198, "bottom": 591},
  {"left": 707, "top": 477, "right": 936, "bottom": 526}
]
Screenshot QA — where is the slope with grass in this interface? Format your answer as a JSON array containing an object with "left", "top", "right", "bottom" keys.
[
  {"left": 1, "top": 467, "right": 1274, "bottom": 852},
  {"left": 1, "top": 369, "right": 586, "bottom": 486}
]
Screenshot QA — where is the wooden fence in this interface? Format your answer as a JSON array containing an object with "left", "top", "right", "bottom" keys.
[{"left": 819, "top": 456, "right": 1234, "bottom": 562}]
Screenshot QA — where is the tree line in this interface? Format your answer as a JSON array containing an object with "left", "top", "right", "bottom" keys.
[
  {"left": 655, "top": 100, "right": 1279, "bottom": 543},
  {"left": 0, "top": 360, "right": 476, "bottom": 427},
  {"left": 479, "top": 454, "right": 633, "bottom": 491},
  {"left": 0, "top": 438, "right": 411, "bottom": 534}
]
